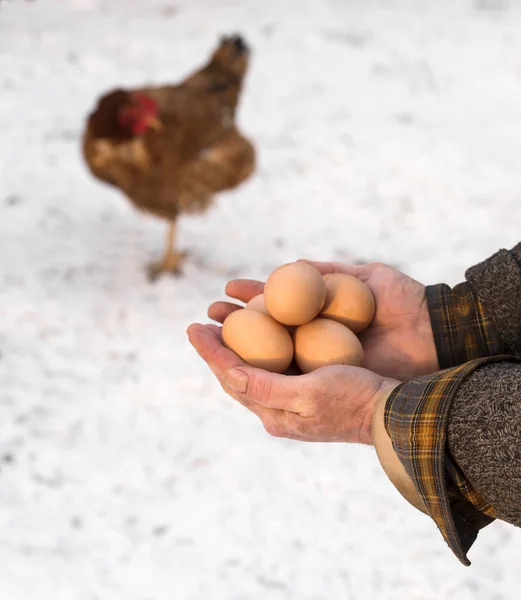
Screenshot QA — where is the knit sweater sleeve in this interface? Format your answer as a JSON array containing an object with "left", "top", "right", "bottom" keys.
[
  {"left": 465, "top": 242, "right": 521, "bottom": 356},
  {"left": 447, "top": 361, "right": 521, "bottom": 530}
]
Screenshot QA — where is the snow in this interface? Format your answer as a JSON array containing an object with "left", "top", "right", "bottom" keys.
[{"left": 1, "top": 0, "right": 521, "bottom": 598}]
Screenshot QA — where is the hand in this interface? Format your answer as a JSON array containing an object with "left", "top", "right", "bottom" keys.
[
  {"left": 187, "top": 323, "right": 399, "bottom": 445},
  {"left": 208, "top": 261, "right": 439, "bottom": 381}
]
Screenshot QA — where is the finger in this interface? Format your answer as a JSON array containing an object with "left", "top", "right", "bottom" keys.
[
  {"left": 249, "top": 404, "right": 309, "bottom": 441},
  {"left": 188, "top": 324, "right": 311, "bottom": 413},
  {"left": 189, "top": 327, "right": 312, "bottom": 439},
  {"left": 208, "top": 301, "right": 243, "bottom": 323},
  {"left": 216, "top": 374, "right": 291, "bottom": 434},
  {"left": 225, "top": 279, "right": 265, "bottom": 303},
  {"left": 222, "top": 365, "right": 311, "bottom": 414},
  {"left": 187, "top": 323, "right": 245, "bottom": 374},
  {"left": 187, "top": 324, "right": 302, "bottom": 410},
  {"left": 218, "top": 378, "right": 246, "bottom": 405},
  {"left": 213, "top": 360, "right": 306, "bottom": 429},
  {"left": 298, "top": 260, "right": 363, "bottom": 278},
  {"left": 219, "top": 373, "right": 329, "bottom": 443}
]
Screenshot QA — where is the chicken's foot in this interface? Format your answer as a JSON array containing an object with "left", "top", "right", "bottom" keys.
[{"left": 147, "top": 221, "right": 187, "bottom": 281}]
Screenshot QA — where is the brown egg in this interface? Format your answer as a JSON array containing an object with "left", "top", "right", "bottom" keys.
[
  {"left": 246, "top": 294, "right": 296, "bottom": 335},
  {"left": 320, "top": 274, "right": 376, "bottom": 333},
  {"left": 245, "top": 294, "right": 269, "bottom": 314},
  {"left": 222, "top": 309, "right": 294, "bottom": 374},
  {"left": 294, "top": 318, "right": 364, "bottom": 374},
  {"left": 264, "top": 262, "right": 327, "bottom": 326}
]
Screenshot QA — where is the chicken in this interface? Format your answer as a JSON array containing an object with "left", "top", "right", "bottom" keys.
[{"left": 82, "top": 35, "right": 256, "bottom": 280}]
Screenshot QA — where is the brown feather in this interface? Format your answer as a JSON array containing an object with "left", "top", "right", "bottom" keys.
[{"left": 82, "top": 36, "right": 255, "bottom": 224}]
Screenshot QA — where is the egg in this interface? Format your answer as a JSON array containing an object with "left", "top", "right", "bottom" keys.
[
  {"left": 246, "top": 294, "right": 296, "bottom": 334},
  {"left": 264, "top": 262, "right": 327, "bottom": 326},
  {"left": 320, "top": 274, "right": 375, "bottom": 333},
  {"left": 245, "top": 294, "right": 269, "bottom": 314},
  {"left": 294, "top": 318, "right": 364, "bottom": 374},
  {"left": 222, "top": 308, "right": 294, "bottom": 374}
]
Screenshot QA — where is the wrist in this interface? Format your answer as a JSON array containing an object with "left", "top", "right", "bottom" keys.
[
  {"left": 360, "top": 377, "right": 400, "bottom": 446},
  {"left": 416, "top": 293, "right": 440, "bottom": 375},
  {"left": 418, "top": 294, "right": 440, "bottom": 375}
]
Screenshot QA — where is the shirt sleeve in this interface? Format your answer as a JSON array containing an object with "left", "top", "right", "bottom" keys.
[
  {"left": 426, "top": 241, "right": 521, "bottom": 369},
  {"left": 384, "top": 355, "right": 521, "bottom": 566},
  {"left": 426, "top": 282, "right": 510, "bottom": 369}
]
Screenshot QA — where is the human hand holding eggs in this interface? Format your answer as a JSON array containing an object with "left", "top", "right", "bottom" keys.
[
  {"left": 209, "top": 260, "right": 438, "bottom": 381},
  {"left": 188, "top": 261, "right": 437, "bottom": 444},
  {"left": 187, "top": 318, "right": 398, "bottom": 445},
  {"left": 188, "top": 259, "right": 436, "bottom": 445}
]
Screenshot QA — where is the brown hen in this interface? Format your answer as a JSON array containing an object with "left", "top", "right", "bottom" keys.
[{"left": 82, "top": 35, "right": 256, "bottom": 280}]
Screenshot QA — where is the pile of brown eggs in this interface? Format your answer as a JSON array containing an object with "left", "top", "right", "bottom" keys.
[{"left": 222, "top": 262, "right": 376, "bottom": 374}]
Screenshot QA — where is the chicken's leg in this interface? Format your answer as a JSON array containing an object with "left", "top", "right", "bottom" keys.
[{"left": 147, "top": 221, "right": 187, "bottom": 281}]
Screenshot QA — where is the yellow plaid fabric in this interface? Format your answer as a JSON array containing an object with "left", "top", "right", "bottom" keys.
[
  {"left": 426, "top": 283, "right": 511, "bottom": 369},
  {"left": 384, "top": 355, "right": 521, "bottom": 566}
]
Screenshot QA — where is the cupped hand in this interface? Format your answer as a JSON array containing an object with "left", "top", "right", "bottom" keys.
[
  {"left": 187, "top": 323, "right": 399, "bottom": 445},
  {"left": 208, "top": 261, "right": 439, "bottom": 381}
]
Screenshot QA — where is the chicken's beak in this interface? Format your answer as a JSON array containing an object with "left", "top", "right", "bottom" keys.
[{"left": 147, "top": 116, "right": 164, "bottom": 132}]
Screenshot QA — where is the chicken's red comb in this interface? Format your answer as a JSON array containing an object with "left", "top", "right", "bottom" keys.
[{"left": 132, "top": 93, "right": 157, "bottom": 113}]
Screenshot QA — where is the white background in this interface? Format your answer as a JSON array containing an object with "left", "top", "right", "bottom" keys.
[{"left": 1, "top": 0, "right": 521, "bottom": 598}]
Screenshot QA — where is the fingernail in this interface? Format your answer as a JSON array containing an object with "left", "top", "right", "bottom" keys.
[{"left": 224, "top": 368, "right": 249, "bottom": 393}]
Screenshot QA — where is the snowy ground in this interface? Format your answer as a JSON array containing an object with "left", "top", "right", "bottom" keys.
[{"left": 1, "top": 0, "right": 521, "bottom": 598}]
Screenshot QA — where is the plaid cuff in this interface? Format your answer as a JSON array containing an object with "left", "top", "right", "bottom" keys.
[
  {"left": 384, "top": 356, "right": 518, "bottom": 566},
  {"left": 426, "top": 282, "right": 510, "bottom": 369}
]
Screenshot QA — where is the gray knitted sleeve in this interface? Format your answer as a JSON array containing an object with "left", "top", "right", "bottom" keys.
[
  {"left": 447, "top": 361, "right": 521, "bottom": 527},
  {"left": 466, "top": 242, "right": 521, "bottom": 355}
]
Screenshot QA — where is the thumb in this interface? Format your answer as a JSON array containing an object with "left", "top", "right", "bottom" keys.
[{"left": 223, "top": 367, "right": 304, "bottom": 412}]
